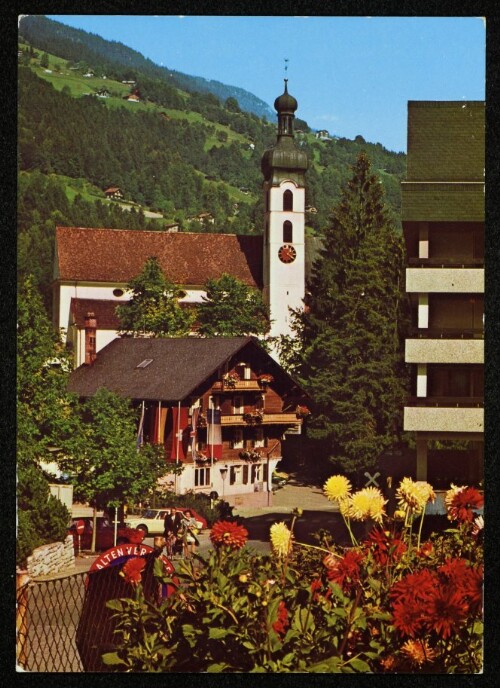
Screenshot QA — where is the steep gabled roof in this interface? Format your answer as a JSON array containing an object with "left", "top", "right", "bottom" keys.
[
  {"left": 55, "top": 227, "right": 263, "bottom": 287},
  {"left": 68, "top": 337, "right": 258, "bottom": 402}
]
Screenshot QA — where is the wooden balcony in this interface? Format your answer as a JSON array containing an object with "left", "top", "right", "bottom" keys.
[
  {"left": 212, "top": 380, "right": 264, "bottom": 392},
  {"left": 221, "top": 413, "right": 301, "bottom": 426}
]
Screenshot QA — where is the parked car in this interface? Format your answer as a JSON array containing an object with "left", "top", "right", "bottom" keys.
[
  {"left": 272, "top": 471, "right": 289, "bottom": 489},
  {"left": 68, "top": 517, "right": 145, "bottom": 553},
  {"left": 125, "top": 508, "right": 207, "bottom": 536}
]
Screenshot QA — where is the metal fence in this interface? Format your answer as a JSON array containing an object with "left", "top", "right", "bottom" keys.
[
  {"left": 16, "top": 552, "right": 164, "bottom": 672},
  {"left": 16, "top": 571, "right": 88, "bottom": 672}
]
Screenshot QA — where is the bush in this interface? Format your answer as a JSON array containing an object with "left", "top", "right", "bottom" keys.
[{"left": 16, "top": 465, "right": 70, "bottom": 568}]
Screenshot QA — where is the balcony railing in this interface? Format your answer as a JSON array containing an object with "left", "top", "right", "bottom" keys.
[
  {"left": 408, "top": 327, "right": 484, "bottom": 339},
  {"left": 212, "top": 380, "right": 264, "bottom": 392},
  {"left": 221, "top": 413, "right": 301, "bottom": 426},
  {"left": 408, "top": 258, "right": 484, "bottom": 268},
  {"left": 407, "top": 396, "right": 484, "bottom": 408}
]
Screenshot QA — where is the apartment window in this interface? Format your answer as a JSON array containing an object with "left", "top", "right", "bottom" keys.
[
  {"left": 283, "top": 189, "right": 293, "bottom": 211},
  {"left": 253, "top": 427, "right": 265, "bottom": 448},
  {"left": 283, "top": 221, "right": 293, "bottom": 243},
  {"left": 194, "top": 467, "right": 210, "bottom": 487},
  {"left": 233, "top": 395, "right": 244, "bottom": 414},
  {"left": 232, "top": 428, "right": 244, "bottom": 449}
]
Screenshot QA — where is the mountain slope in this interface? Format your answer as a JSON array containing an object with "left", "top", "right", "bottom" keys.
[{"left": 18, "top": 15, "right": 276, "bottom": 121}]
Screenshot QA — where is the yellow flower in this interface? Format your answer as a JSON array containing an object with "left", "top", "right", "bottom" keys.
[
  {"left": 401, "top": 639, "right": 436, "bottom": 666},
  {"left": 349, "top": 487, "right": 387, "bottom": 524},
  {"left": 444, "top": 483, "right": 465, "bottom": 509},
  {"left": 396, "top": 477, "right": 435, "bottom": 515},
  {"left": 324, "top": 475, "right": 352, "bottom": 502},
  {"left": 270, "top": 522, "right": 293, "bottom": 557},
  {"left": 338, "top": 496, "right": 352, "bottom": 519}
]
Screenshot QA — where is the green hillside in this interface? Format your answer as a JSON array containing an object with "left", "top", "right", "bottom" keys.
[{"left": 17, "top": 19, "right": 406, "bottom": 313}]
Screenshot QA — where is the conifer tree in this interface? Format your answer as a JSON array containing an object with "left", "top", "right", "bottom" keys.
[
  {"left": 116, "top": 256, "right": 194, "bottom": 337},
  {"left": 298, "top": 153, "right": 408, "bottom": 478}
]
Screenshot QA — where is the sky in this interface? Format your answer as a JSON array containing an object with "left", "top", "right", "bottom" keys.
[{"left": 44, "top": 15, "right": 485, "bottom": 153}]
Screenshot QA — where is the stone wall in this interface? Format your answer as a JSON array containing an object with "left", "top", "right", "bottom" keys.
[{"left": 27, "top": 535, "right": 75, "bottom": 578}]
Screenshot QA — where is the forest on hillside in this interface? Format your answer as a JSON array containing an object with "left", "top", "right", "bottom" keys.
[{"left": 17, "top": 19, "right": 406, "bottom": 313}]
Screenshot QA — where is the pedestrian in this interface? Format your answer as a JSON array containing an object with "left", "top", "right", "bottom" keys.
[
  {"left": 163, "top": 508, "right": 175, "bottom": 557},
  {"left": 171, "top": 509, "right": 185, "bottom": 558},
  {"left": 181, "top": 510, "right": 200, "bottom": 558}
]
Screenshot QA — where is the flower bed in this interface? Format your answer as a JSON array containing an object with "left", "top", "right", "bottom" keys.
[{"left": 103, "top": 477, "right": 483, "bottom": 673}]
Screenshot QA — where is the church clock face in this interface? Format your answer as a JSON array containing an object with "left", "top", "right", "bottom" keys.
[{"left": 278, "top": 244, "right": 296, "bottom": 264}]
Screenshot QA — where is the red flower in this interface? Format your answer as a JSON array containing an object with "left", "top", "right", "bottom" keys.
[
  {"left": 390, "top": 569, "right": 438, "bottom": 604},
  {"left": 461, "top": 564, "right": 483, "bottom": 616},
  {"left": 439, "top": 559, "right": 483, "bottom": 616},
  {"left": 416, "top": 541, "right": 434, "bottom": 558},
  {"left": 120, "top": 557, "right": 146, "bottom": 586},
  {"left": 391, "top": 598, "right": 425, "bottom": 638},
  {"left": 448, "top": 487, "right": 484, "bottom": 523},
  {"left": 325, "top": 549, "right": 364, "bottom": 593},
  {"left": 210, "top": 520, "right": 248, "bottom": 550},
  {"left": 272, "top": 600, "right": 289, "bottom": 636},
  {"left": 365, "top": 527, "right": 407, "bottom": 566},
  {"left": 424, "top": 587, "right": 469, "bottom": 639}
]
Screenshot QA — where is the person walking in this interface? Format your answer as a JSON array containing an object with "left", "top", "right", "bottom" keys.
[
  {"left": 181, "top": 510, "right": 200, "bottom": 558},
  {"left": 163, "top": 508, "right": 175, "bottom": 558}
]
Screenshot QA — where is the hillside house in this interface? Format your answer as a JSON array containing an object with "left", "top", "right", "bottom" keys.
[
  {"left": 68, "top": 337, "right": 309, "bottom": 507},
  {"left": 104, "top": 187, "right": 124, "bottom": 199}
]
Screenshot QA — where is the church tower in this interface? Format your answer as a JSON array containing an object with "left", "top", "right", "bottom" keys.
[{"left": 261, "top": 80, "right": 308, "bottom": 342}]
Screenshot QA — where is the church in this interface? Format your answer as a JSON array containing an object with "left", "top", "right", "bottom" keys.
[
  {"left": 63, "top": 82, "right": 314, "bottom": 507},
  {"left": 53, "top": 81, "right": 315, "bottom": 366}
]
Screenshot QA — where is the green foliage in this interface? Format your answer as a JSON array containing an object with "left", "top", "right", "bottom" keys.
[
  {"left": 103, "top": 483, "right": 483, "bottom": 673},
  {"left": 17, "top": 275, "right": 77, "bottom": 467},
  {"left": 197, "top": 273, "right": 270, "bottom": 337},
  {"left": 116, "top": 257, "right": 195, "bottom": 337},
  {"left": 16, "top": 465, "right": 70, "bottom": 567},
  {"left": 60, "top": 388, "right": 166, "bottom": 510},
  {"left": 297, "top": 153, "right": 409, "bottom": 477}
]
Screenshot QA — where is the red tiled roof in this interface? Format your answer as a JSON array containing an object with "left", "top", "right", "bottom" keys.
[
  {"left": 70, "top": 297, "right": 195, "bottom": 329},
  {"left": 55, "top": 227, "right": 263, "bottom": 287},
  {"left": 70, "top": 298, "right": 121, "bottom": 329}
]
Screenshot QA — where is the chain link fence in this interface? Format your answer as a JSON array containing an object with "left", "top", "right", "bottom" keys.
[{"left": 16, "top": 551, "right": 167, "bottom": 672}]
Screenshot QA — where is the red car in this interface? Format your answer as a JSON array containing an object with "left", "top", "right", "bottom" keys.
[{"left": 68, "top": 517, "right": 145, "bottom": 553}]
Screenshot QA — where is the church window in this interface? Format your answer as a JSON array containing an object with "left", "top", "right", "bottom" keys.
[
  {"left": 283, "top": 190, "right": 293, "bottom": 211},
  {"left": 283, "top": 221, "right": 293, "bottom": 243}
]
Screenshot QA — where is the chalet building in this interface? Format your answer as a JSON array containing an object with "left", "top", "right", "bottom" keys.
[
  {"left": 401, "top": 101, "right": 484, "bottom": 488},
  {"left": 68, "top": 337, "right": 309, "bottom": 507},
  {"left": 53, "top": 80, "right": 313, "bottom": 365},
  {"left": 103, "top": 186, "right": 124, "bottom": 200}
]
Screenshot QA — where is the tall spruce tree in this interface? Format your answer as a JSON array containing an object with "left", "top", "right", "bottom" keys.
[{"left": 298, "top": 152, "right": 408, "bottom": 479}]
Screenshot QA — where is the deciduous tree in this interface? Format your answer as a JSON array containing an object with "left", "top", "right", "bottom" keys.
[
  {"left": 116, "top": 256, "right": 194, "bottom": 337},
  {"left": 197, "top": 273, "right": 270, "bottom": 338}
]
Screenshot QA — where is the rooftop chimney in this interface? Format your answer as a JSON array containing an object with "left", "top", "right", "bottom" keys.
[{"left": 84, "top": 312, "right": 97, "bottom": 365}]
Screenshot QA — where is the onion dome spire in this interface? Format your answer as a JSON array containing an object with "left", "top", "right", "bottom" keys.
[{"left": 261, "top": 80, "right": 308, "bottom": 184}]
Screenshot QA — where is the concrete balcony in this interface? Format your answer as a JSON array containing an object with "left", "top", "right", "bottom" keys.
[
  {"left": 406, "top": 267, "right": 484, "bottom": 293},
  {"left": 404, "top": 406, "right": 483, "bottom": 433},
  {"left": 405, "top": 338, "right": 484, "bottom": 364},
  {"left": 221, "top": 413, "right": 301, "bottom": 426}
]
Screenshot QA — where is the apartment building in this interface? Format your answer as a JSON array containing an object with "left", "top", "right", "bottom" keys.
[{"left": 401, "top": 101, "right": 484, "bottom": 488}]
